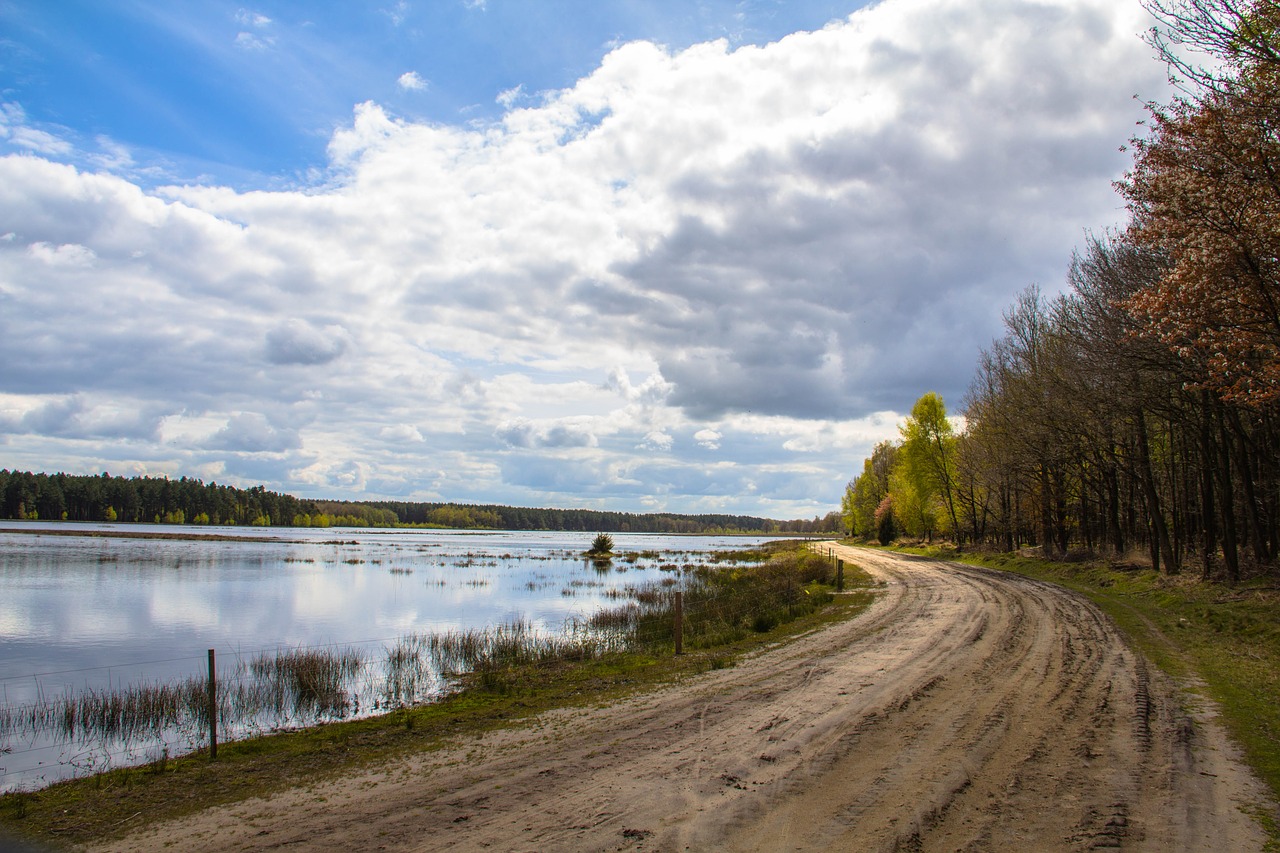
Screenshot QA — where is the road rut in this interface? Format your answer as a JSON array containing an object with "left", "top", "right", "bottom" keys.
[{"left": 96, "top": 545, "right": 1273, "bottom": 852}]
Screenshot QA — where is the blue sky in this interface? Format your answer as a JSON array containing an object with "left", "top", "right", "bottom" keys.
[
  {"left": 0, "top": 0, "right": 1168, "bottom": 519},
  {"left": 3, "top": 1, "right": 858, "bottom": 187}
]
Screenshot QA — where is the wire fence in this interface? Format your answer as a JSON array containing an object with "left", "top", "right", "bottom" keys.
[{"left": 0, "top": 544, "right": 845, "bottom": 790}]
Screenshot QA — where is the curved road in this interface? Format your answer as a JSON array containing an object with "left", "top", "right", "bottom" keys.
[{"left": 99, "top": 545, "right": 1272, "bottom": 852}]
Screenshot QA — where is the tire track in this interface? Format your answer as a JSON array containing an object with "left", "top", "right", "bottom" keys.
[{"left": 94, "top": 546, "right": 1272, "bottom": 853}]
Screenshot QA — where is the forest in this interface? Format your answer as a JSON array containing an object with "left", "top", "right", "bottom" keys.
[
  {"left": 0, "top": 470, "right": 841, "bottom": 535},
  {"left": 0, "top": 470, "right": 316, "bottom": 528},
  {"left": 358, "top": 500, "right": 839, "bottom": 534},
  {"left": 843, "top": 0, "right": 1280, "bottom": 581}
]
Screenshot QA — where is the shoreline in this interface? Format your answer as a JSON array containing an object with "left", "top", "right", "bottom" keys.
[{"left": 0, "top": 526, "right": 303, "bottom": 544}]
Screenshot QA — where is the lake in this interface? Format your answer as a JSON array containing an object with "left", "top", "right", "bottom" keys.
[{"left": 0, "top": 521, "right": 778, "bottom": 791}]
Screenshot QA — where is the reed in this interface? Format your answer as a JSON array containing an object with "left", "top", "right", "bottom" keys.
[
  {"left": 244, "top": 647, "right": 365, "bottom": 718},
  {"left": 0, "top": 678, "right": 209, "bottom": 746},
  {"left": 379, "top": 634, "right": 437, "bottom": 709},
  {"left": 0, "top": 542, "right": 836, "bottom": 781},
  {"left": 581, "top": 544, "right": 837, "bottom": 654}
]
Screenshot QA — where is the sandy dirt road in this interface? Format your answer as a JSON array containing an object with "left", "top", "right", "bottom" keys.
[{"left": 96, "top": 545, "right": 1273, "bottom": 852}]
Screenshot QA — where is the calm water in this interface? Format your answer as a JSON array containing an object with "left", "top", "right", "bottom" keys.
[{"left": 0, "top": 521, "right": 775, "bottom": 790}]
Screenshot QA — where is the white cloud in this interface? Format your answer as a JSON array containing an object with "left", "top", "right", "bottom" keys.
[
  {"left": 639, "top": 431, "right": 673, "bottom": 451},
  {"left": 496, "top": 84, "right": 524, "bottom": 108},
  {"left": 605, "top": 367, "right": 671, "bottom": 405},
  {"left": 0, "top": 0, "right": 1168, "bottom": 517},
  {"left": 694, "top": 429, "right": 722, "bottom": 450},
  {"left": 235, "top": 9, "right": 272, "bottom": 27},
  {"left": 10, "top": 126, "right": 74, "bottom": 156},
  {"left": 91, "top": 136, "right": 135, "bottom": 171},
  {"left": 495, "top": 417, "right": 598, "bottom": 449},
  {"left": 27, "top": 242, "right": 96, "bottom": 267},
  {"left": 211, "top": 412, "right": 300, "bottom": 453},
  {"left": 0, "top": 394, "right": 160, "bottom": 441},
  {"left": 0, "top": 102, "right": 73, "bottom": 156},
  {"left": 380, "top": 423, "right": 424, "bottom": 442},
  {"left": 398, "top": 71, "right": 428, "bottom": 91},
  {"left": 265, "top": 320, "right": 350, "bottom": 366},
  {"left": 235, "top": 31, "right": 276, "bottom": 50}
]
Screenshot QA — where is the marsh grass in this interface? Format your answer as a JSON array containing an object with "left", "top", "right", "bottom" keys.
[
  {"left": 0, "top": 678, "right": 209, "bottom": 746},
  {"left": 581, "top": 544, "right": 841, "bottom": 652},
  {"left": 426, "top": 619, "right": 630, "bottom": 678},
  {"left": 244, "top": 647, "right": 365, "bottom": 718},
  {"left": 0, "top": 647, "right": 372, "bottom": 754},
  {"left": 0, "top": 542, "right": 879, "bottom": 848},
  {"left": 0, "top": 541, "right": 857, "bottom": 797}
]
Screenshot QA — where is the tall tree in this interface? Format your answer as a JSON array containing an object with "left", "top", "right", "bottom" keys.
[
  {"left": 847, "top": 441, "right": 898, "bottom": 538},
  {"left": 1125, "top": 0, "right": 1280, "bottom": 406},
  {"left": 899, "top": 392, "right": 961, "bottom": 543}
]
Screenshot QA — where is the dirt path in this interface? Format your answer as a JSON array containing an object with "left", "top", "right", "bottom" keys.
[{"left": 95, "top": 545, "right": 1273, "bottom": 852}]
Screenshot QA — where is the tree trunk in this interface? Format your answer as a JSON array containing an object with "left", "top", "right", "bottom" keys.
[
  {"left": 1217, "top": 409, "right": 1241, "bottom": 585},
  {"left": 1039, "top": 464, "right": 1055, "bottom": 559},
  {"left": 1135, "top": 408, "right": 1178, "bottom": 574},
  {"left": 1227, "top": 408, "right": 1271, "bottom": 564},
  {"left": 1107, "top": 458, "right": 1125, "bottom": 555},
  {"left": 1199, "top": 397, "right": 1218, "bottom": 581}
]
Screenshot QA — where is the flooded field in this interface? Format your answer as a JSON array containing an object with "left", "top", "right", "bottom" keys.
[{"left": 0, "top": 522, "right": 776, "bottom": 790}]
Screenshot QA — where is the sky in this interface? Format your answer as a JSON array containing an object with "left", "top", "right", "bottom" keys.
[{"left": 0, "top": 0, "right": 1170, "bottom": 520}]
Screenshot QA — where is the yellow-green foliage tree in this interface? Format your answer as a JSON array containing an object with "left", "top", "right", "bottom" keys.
[
  {"left": 845, "top": 441, "right": 898, "bottom": 538},
  {"left": 897, "top": 392, "right": 960, "bottom": 541},
  {"left": 889, "top": 461, "right": 937, "bottom": 540},
  {"left": 841, "top": 1, "right": 1280, "bottom": 575},
  {"left": 427, "top": 505, "right": 502, "bottom": 529}
]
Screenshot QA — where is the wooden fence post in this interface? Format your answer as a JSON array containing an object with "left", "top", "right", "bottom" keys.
[
  {"left": 674, "top": 590, "right": 684, "bottom": 656},
  {"left": 207, "top": 648, "right": 218, "bottom": 760},
  {"left": 837, "top": 559, "right": 844, "bottom": 592}
]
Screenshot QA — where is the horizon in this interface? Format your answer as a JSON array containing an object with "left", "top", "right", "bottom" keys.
[{"left": 1, "top": 466, "right": 834, "bottom": 524}]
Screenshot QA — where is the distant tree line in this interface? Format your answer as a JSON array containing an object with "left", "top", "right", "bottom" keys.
[
  {"left": 0, "top": 470, "right": 841, "bottom": 535},
  {"left": 363, "top": 500, "right": 841, "bottom": 535},
  {"left": 843, "top": 0, "right": 1280, "bottom": 581},
  {"left": 0, "top": 470, "right": 313, "bottom": 527}
]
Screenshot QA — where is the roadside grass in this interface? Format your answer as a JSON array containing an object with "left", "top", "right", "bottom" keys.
[
  {"left": 882, "top": 541, "right": 1280, "bottom": 832},
  {"left": 0, "top": 545, "right": 877, "bottom": 849}
]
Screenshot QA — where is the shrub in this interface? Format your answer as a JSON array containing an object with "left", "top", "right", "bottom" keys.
[{"left": 587, "top": 533, "right": 614, "bottom": 556}]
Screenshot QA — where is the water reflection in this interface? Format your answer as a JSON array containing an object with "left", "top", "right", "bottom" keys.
[{"left": 0, "top": 523, "right": 776, "bottom": 790}]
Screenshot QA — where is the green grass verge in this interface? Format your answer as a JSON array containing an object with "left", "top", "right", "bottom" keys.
[
  {"left": 0, "top": 552, "right": 877, "bottom": 849},
  {"left": 879, "top": 541, "right": 1280, "bottom": 843}
]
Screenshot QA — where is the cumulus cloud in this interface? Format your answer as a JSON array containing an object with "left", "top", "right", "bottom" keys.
[
  {"left": 495, "top": 418, "right": 598, "bottom": 449},
  {"left": 380, "top": 423, "right": 424, "bottom": 442},
  {"left": 398, "top": 71, "right": 428, "bottom": 91},
  {"left": 0, "top": 0, "right": 1169, "bottom": 516},
  {"left": 639, "top": 431, "right": 673, "bottom": 451},
  {"left": 27, "top": 242, "right": 95, "bottom": 267},
  {"left": 210, "top": 413, "right": 301, "bottom": 453},
  {"left": 264, "top": 320, "right": 350, "bottom": 366},
  {"left": 0, "top": 394, "right": 160, "bottom": 441},
  {"left": 604, "top": 368, "right": 671, "bottom": 405},
  {"left": 694, "top": 428, "right": 722, "bottom": 450}
]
